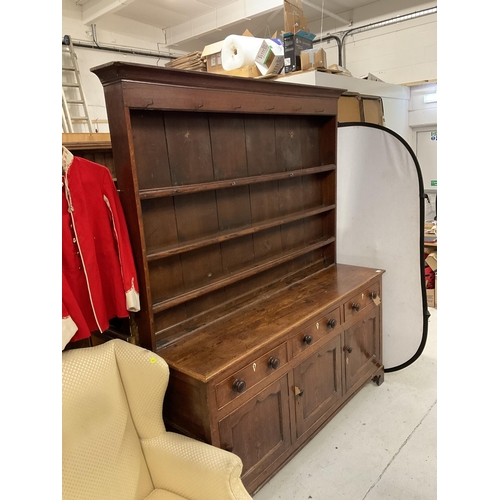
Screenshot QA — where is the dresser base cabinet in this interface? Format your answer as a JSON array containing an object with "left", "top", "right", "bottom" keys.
[
  {"left": 162, "top": 264, "right": 384, "bottom": 494},
  {"left": 90, "top": 63, "right": 386, "bottom": 495}
]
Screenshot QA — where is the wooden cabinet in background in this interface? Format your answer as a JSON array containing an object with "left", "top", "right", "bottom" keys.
[
  {"left": 92, "top": 62, "right": 385, "bottom": 495},
  {"left": 62, "top": 133, "right": 116, "bottom": 179}
]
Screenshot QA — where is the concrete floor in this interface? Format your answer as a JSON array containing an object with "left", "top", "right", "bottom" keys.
[{"left": 253, "top": 308, "right": 437, "bottom": 500}]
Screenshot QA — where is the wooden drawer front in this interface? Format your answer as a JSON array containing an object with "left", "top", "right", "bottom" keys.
[
  {"left": 291, "top": 307, "right": 341, "bottom": 358},
  {"left": 343, "top": 281, "right": 380, "bottom": 322},
  {"left": 216, "top": 343, "right": 288, "bottom": 409}
]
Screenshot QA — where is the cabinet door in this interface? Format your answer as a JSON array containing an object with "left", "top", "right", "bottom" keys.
[
  {"left": 219, "top": 374, "right": 292, "bottom": 486},
  {"left": 344, "top": 307, "right": 381, "bottom": 392},
  {"left": 293, "top": 335, "right": 342, "bottom": 439}
]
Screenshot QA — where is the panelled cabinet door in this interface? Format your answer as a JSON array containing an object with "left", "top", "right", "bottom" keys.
[
  {"left": 219, "top": 374, "right": 292, "bottom": 487},
  {"left": 293, "top": 335, "right": 342, "bottom": 438},
  {"left": 344, "top": 307, "right": 381, "bottom": 392}
]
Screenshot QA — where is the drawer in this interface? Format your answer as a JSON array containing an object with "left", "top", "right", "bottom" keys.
[
  {"left": 216, "top": 342, "right": 288, "bottom": 409},
  {"left": 291, "top": 307, "right": 341, "bottom": 358},
  {"left": 343, "top": 281, "right": 381, "bottom": 322}
]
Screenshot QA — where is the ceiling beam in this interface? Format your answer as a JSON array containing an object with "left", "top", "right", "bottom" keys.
[
  {"left": 81, "top": 0, "right": 137, "bottom": 25},
  {"left": 301, "top": 0, "right": 350, "bottom": 26},
  {"left": 164, "top": 0, "right": 283, "bottom": 46}
]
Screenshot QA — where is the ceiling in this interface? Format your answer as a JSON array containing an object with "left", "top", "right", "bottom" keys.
[{"left": 75, "top": 0, "right": 391, "bottom": 54}]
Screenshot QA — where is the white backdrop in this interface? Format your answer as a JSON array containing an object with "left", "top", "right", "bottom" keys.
[{"left": 337, "top": 124, "right": 429, "bottom": 371}]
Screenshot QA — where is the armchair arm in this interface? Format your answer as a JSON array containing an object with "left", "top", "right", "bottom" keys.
[{"left": 141, "top": 432, "right": 252, "bottom": 500}]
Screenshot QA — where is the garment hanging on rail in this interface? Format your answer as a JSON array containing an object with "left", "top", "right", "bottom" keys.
[{"left": 62, "top": 146, "right": 140, "bottom": 350}]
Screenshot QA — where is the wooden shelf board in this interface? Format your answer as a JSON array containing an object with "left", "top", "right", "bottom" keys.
[
  {"left": 62, "top": 133, "right": 112, "bottom": 150},
  {"left": 151, "top": 236, "right": 336, "bottom": 314},
  {"left": 147, "top": 203, "right": 336, "bottom": 261},
  {"left": 139, "top": 164, "right": 336, "bottom": 199}
]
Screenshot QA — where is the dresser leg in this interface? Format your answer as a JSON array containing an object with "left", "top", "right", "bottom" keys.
[{"left": 372, "top": 372, "right": 384, "bottom": 386}]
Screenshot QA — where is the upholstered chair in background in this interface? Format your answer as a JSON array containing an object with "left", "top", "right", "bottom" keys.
[{"left": 62, "top": 339, "right": 253, "bottom": 500}]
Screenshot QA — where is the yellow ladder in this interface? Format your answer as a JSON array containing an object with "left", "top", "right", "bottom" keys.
[{"left": 62, "top": 35, "right": 93, "bottom": 133}]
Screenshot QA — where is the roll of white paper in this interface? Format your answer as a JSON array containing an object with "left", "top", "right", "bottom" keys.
[{"left": 221, "top": 35, "right": 267, "bottom": 71}]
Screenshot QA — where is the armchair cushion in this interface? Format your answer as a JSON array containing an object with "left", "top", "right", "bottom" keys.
[
  {"left": 62, "top": 340, "right": 252, "bottom": 500},
  {"left": 142, "top": 432, "right": 250, "bottom": 500}
]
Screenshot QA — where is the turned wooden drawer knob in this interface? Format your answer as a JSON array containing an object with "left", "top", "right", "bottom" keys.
[
  {"left": 327, "top": 318, "right": 337, "bottom": 329},
  {"left": 303, "top": 334, "right": 313, "bottom": 345},
  {"left": 344, "top": 346, "right": 353, "bottom": 353},
  {"left": 268, "top": 357, "right": 280, "bottom": 370},
  {"left": 232, "top": 379, "right": 247, "bottom": 393},
  {"left": 351, "top": 302, "right": 360, "bottom": 312},
  {"left": 370, "top": 291, "right": 378, "bottom": 299}
]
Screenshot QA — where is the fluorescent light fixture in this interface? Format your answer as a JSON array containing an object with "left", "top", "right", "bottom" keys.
[{"left": 424, "top": 93, "right": 437, "bottom": 103}]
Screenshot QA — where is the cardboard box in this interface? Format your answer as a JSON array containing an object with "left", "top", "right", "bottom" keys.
[
  {"left": 220, "top": 64, "right": 262, "bottom": 78},
  {"left": 425, "top": 251, "right": 437, "bottom": 272},
  {"left": 255, "top": 39, "right": 284, "bottom": 76},
  {"left": 424, "top": 221, "right": 437, "bottom": 235},
  {"left": 284, "top": 0, "right": 308, "bottom": 33},
  {"left": 283, "top": 30, "right": 315, "bottom": 73},
  {"left": 328, "top": 64, "right": 352, "bottom": 76},
  {"left": 338, "top": 92, "right": 384, "bottom": 125},
  {"left": 300, "top": 48, "right": 327, "bottom": 71},
  {"left": 427, "top": 273, "right": 437, "bottom": 308},
  {"left": 426, "top": 288, "right": 435, "bottom": 308},
  {"left": 361, "top": 73, "right": 385, "bottom": 82},
  {"left": 201, "top": 41, "right": 224, "bottom": 74},
  {"left": 338, "top": 94, "right": 362, "bottom": 122},
  {"left": 362, "top": 96, "right": 384, "bottom": 125}
]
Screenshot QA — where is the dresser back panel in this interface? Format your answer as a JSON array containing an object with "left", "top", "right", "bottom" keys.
[{"left": 92, "top": 62, "right": 344, "bottom": 351}]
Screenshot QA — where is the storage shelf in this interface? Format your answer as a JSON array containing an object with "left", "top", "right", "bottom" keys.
[
  {"left": 62, "top": 133, "right": 112, "bottom": 150},
  {"left": 138, "top": 164, "right": 336, "bottom": 199},
  {"left": 153, "top": 260, "right": 328, "bottom": 348},
  {"left": 146, "top": 203, "right": 336, "bottom": 261},
  {"left": 151, "top": 236, "right": 336, "bottom": 314}
]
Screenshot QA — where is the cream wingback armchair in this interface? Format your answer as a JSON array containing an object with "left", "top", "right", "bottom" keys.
[{"left": 62, "top": 339, "right": 253, "bottom": 500}]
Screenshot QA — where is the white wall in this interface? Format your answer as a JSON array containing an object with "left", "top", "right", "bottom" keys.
[
  {"left": 409, "top": 82, "right": 437, "bottom": 214},
  {"left": 309, "top": 0, "right": 437, "bottom": 86},
  {"left": 409, "top": 82, "right": 437, "bottom": 127},
  {"left": 63, "top": 0, "right": 182, "bottom": 132},
  {"left": 63, "top": 46, "right": 174, "bottom": 133},
  {"left": 62, "top": 0, "right": 175, "bottom": 54}
]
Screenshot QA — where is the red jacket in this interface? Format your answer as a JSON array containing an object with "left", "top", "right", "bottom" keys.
[{"left": 62, "top": 149, "right": 140, "bottom": 349}]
